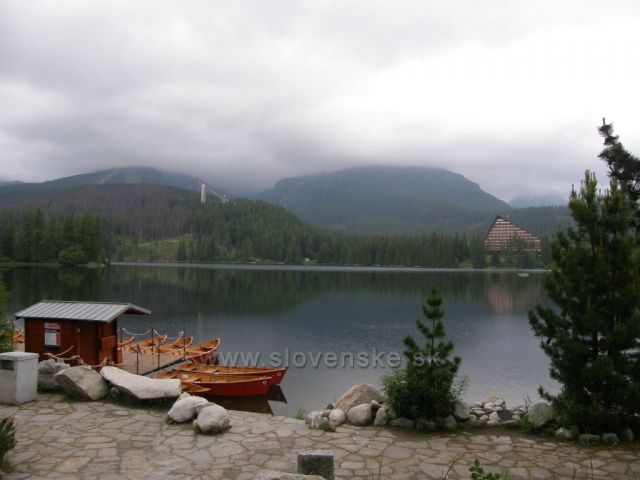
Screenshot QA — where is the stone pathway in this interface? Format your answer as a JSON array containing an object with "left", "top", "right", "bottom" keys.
[{"left": 1, "top": 394, "right": 639, "bottom": 479}]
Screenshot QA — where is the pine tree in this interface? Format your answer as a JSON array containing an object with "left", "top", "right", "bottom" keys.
[
  {"left": 599, "top": 119, "right": 640, "bottom": 204},
  {"left": 529, "top": 171, "right": 640, "bottom": 432},
  {"left": 384, "top": 286, "right": 462, "bottom": 422}
]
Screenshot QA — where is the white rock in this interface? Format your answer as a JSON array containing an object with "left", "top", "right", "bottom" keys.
[
  {"left": 373, "top": 406, "right": 389, "bottom": 426},
  {"left": 555, "top": 427, "right": 573, "bottom": 440},
  {"left": 38, "top": 359, "right": 69, "bottom": 390},
  {"left": 494, "top": 398, "right": 506, "bottom": 407},
  {"left": 443, "top": 415, "right": 457, "bottom": 431},
  {"left": 494, "top": 406, "right": 503, "bottom": 412},
  {"left": 478, "top": 415, "right": 489, "bottom": 424},
  {"left": 485, "top": 402, "right": 495, "bottom": 409},
  {"left": 471, "top": 402, "right": 483, "bottom": 409},
  {"left": 453, "top": 401, "right": 471, "bottom": 421},
  {"left": 487, "top": 419, "right": 500, "bottom": 427},
  {"left": 167, "top": 395, "right": 210, "bottom": 423},
  {"left": 305, "top": 410, "right": 324, "bottom": 429},
  {"left": 528, "top": 402, "right": 555, "bottom": 428},
  {"left": 328, "top": 409, "right": 345, "bottom": 430},
  {"left": 488, "top": 412, "right": 500, "bottom": 422},
  {"left": 55, "top": 366, "right": 108, "bottom": 401},
  {"left": 193, "top": 403, "right": 230, "bottom": 434},
  {"left": 335, "top": 384, "right": 383, "bottom": 413},
  {"left": 346, "top": 404, "right": 373, "bottom": 426},
  {"left": 100, "top": 367, "right": 181, "bottom": 401},
  {"left": 370, "top": 400, "right": 381, "bottom": 411}
]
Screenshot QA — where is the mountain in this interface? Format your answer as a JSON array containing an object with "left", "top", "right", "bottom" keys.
[
  {"left": 509, "top": 193, "right": 567, "bottom": 208},
  {"left": 258, "top": 166, "right": 513, "bottom": 234},
  {"left": 0, "top": 167, "right": 199, "bottom": 195}
]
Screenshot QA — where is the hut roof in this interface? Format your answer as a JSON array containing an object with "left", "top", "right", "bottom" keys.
[{"left": 14, "top": 300, "right": 151, "bottom": 323}]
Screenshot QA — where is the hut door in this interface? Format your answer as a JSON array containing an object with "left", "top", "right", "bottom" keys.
[{"left": 77, "top": 323, "right": 99, "bottom": 366}]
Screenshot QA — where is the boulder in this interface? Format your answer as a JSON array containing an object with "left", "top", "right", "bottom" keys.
[
  {"left": 256, "top": 472, "right": 325, "bottom": 480},
  {"left": 334, "top": 384, "right": 383, "bottom": 413},
  {"left": 297, "top": 450, "right": 335, "bottom": 480},
  {"left": 346, "top": 404, "right": 373, "bottom": 426},
  {"left": 482, "top": 394, "right": 502, "bottom": 404},
  {"left": 621, "top": 428, "right": 634, "bottom": 442},
  {"left": 555, "top": 428, "right": 573, "bottom": 441},
  {"left": 38, "top": 359, "right": 69, "bottom": 390},
  {"left": 370, "top": 400, "right": 381, "bottom": 411},
  {"left": 100, "top": 366, "right": 181, "bottom": 401},
  {"left": 305, "top": 410, "right": 324, "bottom": 429},
  {"left": 453, "top": 401, "right": 470, "bottom": 421},
  {"left": 601, "top": 433, "right": 619, "bottom": 446},
  {"left": 54, "top": 366, "right": 108, "bottom": 401},
  {"left": 488, "top": 412, "right": 500, "bottom": 423},
  {"left": 467, "top": 416, "right": 482, "bottom": 427},
  {"left": 373, "top": 406, "right": 389, "bottom": 426},
  {"left": 442, "top": 415, "right": 457, "bottom": 431},
  {"left": 528, "top": 402, "right": 555, "bottom": 428},
  {"left": 325, "top": 402, "right": 335, "bottom": 410},
  {"left": 319, "top": 416, "right": 333, "bottom": 432},
  {"left": 578, "top": 434, "right": 600, "bottom": 446},
  {"left": 389, "top": 417, "right": 414, "bottom": 429},
  {"left": 167, "top": 395, "right": 210, "bottom": 423},
  {"left": 328, "top": 409, "right": 345, "bottom": 430},
  {"left": 386, "top": 405, "right": 398, "bottom": 420},
  {"left": 193, "top": 403, "right": 230, "bottom": 434}
]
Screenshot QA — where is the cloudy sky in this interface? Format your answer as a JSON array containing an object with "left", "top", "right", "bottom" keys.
[{"left": 1, "top": 0, "right": 639, "bottom": 200}]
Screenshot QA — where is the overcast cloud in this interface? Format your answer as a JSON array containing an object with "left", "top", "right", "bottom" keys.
[{"left": 1, "top": 0, "right": 639, "bottom": 200}]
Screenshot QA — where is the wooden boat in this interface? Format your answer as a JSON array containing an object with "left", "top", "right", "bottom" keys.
[
  {"left": 176, "top": 363, "right": 287, "bottom": 386},
  {"left": 157, "top": 336, "right": 194, "bottom": 354},
  {"left": 155, "top": 370, "right": 271, "bottom": 397},
  {"left": 12, "top": 328, "right": 24, "bottom": 344},
  {"left": 184, "top": 338, "right": 220, "bottom": 364},
  {"left": 118, "top": 336, "right": 135, "bottom": 349},
  {"left": 123, "top": 334, "right": 168, "bottom": 353},
  {"left": 181, "top": 382, "right": 210, "bottom": 395}
]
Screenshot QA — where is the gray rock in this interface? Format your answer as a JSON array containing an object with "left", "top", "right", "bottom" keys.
[
  {"left": 478, "top": 415, "right": 489, "bottom": 424},
  {"left": 305, "top": 410, "right": 324, "bottom": 429},
  {"left": 334, "top": 384, "right": 383, "bottom": 413},
  {"left": 488, "top": 412, "right": 500, "bottom": 422},
  {"left": 389, "top": 417, "right": 414, "bottom": 429},
  {"left": 346, "top": 403, "right": 373, "bottom": 426},
  {"left": 442, "top": 415, "right": 457, "bottom": 431},
  {"left": 578, "top": 434, "right": 600, "bottom": 446},
  {"left": 370, "top": 400, "right": 381, "bottom": 411},
  {"left": 621, "top": 428, "right": 634, "bottom": 442},
  {"left": 318, "top": 416, "right": 333, "bottom": 432},
  {"left": 511, "top": 414, "right": 521, "bottom": 422},
  {"left": 193, "top": 403, "right": 230, "bottom": 434},
  {"left": 467, "top": 416, "right": 482, "bottom": 427},
  {"left": 101, "top": 367, "right": 181, "bottom": 400},
  {"left": 500, "top": 420, "right": 518, "bottom": 427},
  {"left": 167, "top": 395, "right": 210, "bottom": 423},
  {"left": 487, "top": 419, "right": 500, "bottom": 427},
  {"left": 386, "top": 405, "right": 398, "bottom": 420},
  {"left": 528, "top": 402, "right": 555, "bottom": 428},
  {"left": 485, "top": 402, "right": 495, "bottom": 409},
  {"left": 482, "top": 394, "right": 502, "bottom": 404},
  {"left": 297, "top": 450, "right": 335, "bottom": 480},
  {"left": 415, "top": 419, "right": 436, "bottom": 432},
  {"left": 38, "top": 359, "right": 69, "bottom": 390},
  {"left": 471, "top": 408, "right": 485, "bottom": 416},
  {"left": 483, "top": 406, "right": 495, "bottom": 413},
  {"left": 494, "top": 398, "right": 506, "bottom": 407},
  {"left": 325, "top": 402, "right": 335, "bottom": 410},
  {"left": 601, "top": 433, "right": 619, "bottom": 446},
  {"left": 453, "top": 401, "right": 470, "bottom": 421},
  {"left": 471, "top": 402, "right": 483, "bottom": 409},
  {"left": 194, "top": 401, "right": 210, "bottom": 415},
  {"left": 54, "top": 366, "right": 108, "bottom": 401},
  {"left": 373, "top": 406, "right": 389, "bottom": 426},
  {"left": 555, "top": 427, "right": 573, "bottom": 440},
  {"left": 494, "top": 406, "right": 503, "bottom": 412},
  {"left": 328, "top": 409, "right": 345, "bottom": 430},
  {"left": 256, "top": 471, "right": 325, "bottom": 480}
]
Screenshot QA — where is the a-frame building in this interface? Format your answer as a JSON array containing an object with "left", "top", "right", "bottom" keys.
[{"left": 484, "top": 215, "right": 541, "bottom": 252}]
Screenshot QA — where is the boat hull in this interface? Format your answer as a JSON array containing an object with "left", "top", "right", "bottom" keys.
[
  {"left": 155, "top": 370, "right": 271, "bottom": 397},
  {"left": 176, "top": 364, "right": 287, "bottom": 386}
]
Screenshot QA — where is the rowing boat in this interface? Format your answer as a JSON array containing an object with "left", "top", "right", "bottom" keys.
[
  {"left": 13, "top": 328, "right": 24, "bottom": 344},
  {"left": 157, "top": 336, "right": 194, "bottom": 355},
  {"left": 118, "top": 336, "right": 135, "bottom": 349},
  {"left": 185, "top": 338, "right": 220, "bottom": 364},
  {"left": 155, "top": 370, "right": 271, "bottom": 397},
  {"left": 176, "top": 363, "right": 287, "bottom": 386},
  {"left": 123, "top": 334, "right": 167, "bottom": 353}
]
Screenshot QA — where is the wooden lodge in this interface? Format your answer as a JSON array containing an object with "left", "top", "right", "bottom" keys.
[
  {"left": 484, "top": 215, "right": 541, "bottom": 252},
  {"left": 14, "top": 300, "right": 150, "bottom": 366}
]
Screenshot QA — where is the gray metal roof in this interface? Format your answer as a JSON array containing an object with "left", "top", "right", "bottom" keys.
[{"left": 14, "top": 300, "right": 151, "bottom": 323}]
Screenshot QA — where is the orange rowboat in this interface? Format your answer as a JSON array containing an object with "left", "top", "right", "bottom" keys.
[
  {"left": 155, "top": 370, "right": 271, "bottom": 397},
  {"left": 176, "top": 364, "right": 287, "bottom": 386},
  {"left": 185, "top": 338, "right": 220, "bottom": 364},
  {"left": 118, "top": 336, "right": 135, "bottom": 349},
  {"left": 157, "top": 336, "right": 194, "bottom": 354},
  {"left": 13, "top": 328, "right": 24, "bottom": 344},
  {"left": 123, "top": 334, "right": 167, "bottom": 353}
]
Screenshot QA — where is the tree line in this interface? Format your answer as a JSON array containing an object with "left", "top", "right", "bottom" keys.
[{"left": 0, "top": 209, "right": 105, "bottom": 265}]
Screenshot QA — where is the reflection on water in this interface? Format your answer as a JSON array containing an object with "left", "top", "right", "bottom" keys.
[{"left": 3, "top": 265, "right": 556, "bottom": 415}]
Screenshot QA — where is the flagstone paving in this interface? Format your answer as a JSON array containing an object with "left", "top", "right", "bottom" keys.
[{"left": 1, "top": 394, "right": 639, "bottom": 479}]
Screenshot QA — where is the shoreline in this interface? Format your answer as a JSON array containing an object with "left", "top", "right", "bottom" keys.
[{"left": 110, "top": 261, "right": 548, "bottom": 274}]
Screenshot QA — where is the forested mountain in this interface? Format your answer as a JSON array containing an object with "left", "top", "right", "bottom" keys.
[
  {"left": 509, "top": 193, "right": 566, "bottom": 208},
  {"left": 0, "top": 167, "right": 202, "bottom": 198},
  {"left": 257, "top": 165, "right": 571, "bottom": 236}
]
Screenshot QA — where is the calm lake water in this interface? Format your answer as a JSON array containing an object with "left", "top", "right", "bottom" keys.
[{"left": 3, "top": 264, "right": 557, "bottom": 415}]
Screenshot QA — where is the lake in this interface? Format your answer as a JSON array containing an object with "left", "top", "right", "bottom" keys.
[{"left": 2, "top": 264, "right": 557, "bottom": 415}]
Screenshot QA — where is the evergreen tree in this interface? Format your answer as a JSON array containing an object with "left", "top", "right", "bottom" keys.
[
  {"left": 384, "top": 286, "right": 462, "bottom": 423},
  {"left": 599, "top": 119, "right": 640, "bottom": 204},
  {"left": 529, "top": 171, "right": 640, "bottom": 432},
  {"left": 176, "top": 240, "right": 187, "bottom": 261}
]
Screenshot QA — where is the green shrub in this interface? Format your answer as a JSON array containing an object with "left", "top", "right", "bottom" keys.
[
  {"left": 0, "top": 417, "right": 16, "bottom": 475},
  {"left": 58, "top": 244, "right": 87, "bottom": 266},
  {"left": 383, "top": 286, "right": 462, "bottom": 423},
  {"left": 469, "top": 459, "right": 508, "bottom": 480}
]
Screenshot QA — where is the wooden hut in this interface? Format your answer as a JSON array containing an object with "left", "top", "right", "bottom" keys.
[
  {"left": 14, "top": 300, "right": 150, "bottom": 366},
  {"left": 484, "top": 215, "right": 541, "bottom": 252}
]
